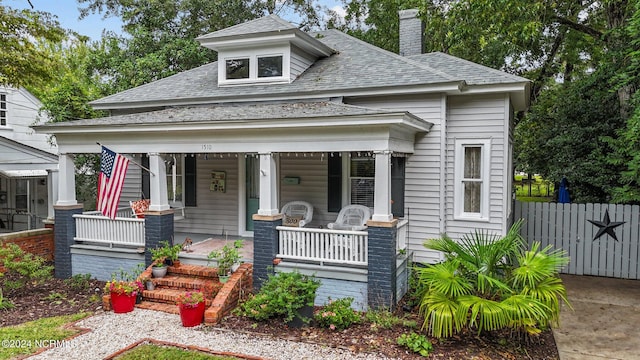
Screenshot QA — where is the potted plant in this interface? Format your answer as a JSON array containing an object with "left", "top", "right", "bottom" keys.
[
  {"left": 176, "top": 290, "right": 205, "bottom": 327},
  {"left": 207, "top": 240, "right": 243, "bottom": 283},
  {"left": 149, "top": 240, "right": 181, "bottom": 278},
  {"left": 105, "top": 279, "right": 143, "bottom": 313},
  {"left": 141, "top": 276, "right": 155, "bottom": 291}
]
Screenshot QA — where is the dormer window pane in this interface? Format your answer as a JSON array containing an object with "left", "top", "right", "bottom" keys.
[
  {"left": 257, "top": 56, "right": 283, "bottom": 78},
  {"left": 226, "top": 58, "right": 250, "bottom": 79}
]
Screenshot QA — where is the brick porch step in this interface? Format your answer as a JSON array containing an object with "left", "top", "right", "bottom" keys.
[
  {"left": 152, "top": 274, "right": 218, "bottom": 291},
  {"left": 136, "top": 301, "right": 180, "bottom": 314},
  {"left": 167, "top": 263, "right": 219, "bottom": 278},
  {"left": 142, "top": 288, "right": 214, "bottom": 306}
]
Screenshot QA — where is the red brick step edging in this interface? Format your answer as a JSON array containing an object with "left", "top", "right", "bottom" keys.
[{"left": 102, "top": 263, "right": 253, "bottom": 325}]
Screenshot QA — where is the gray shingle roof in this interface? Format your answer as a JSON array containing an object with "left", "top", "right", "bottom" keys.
[
  {"left": 196, "top": 15, "right": 296, "bottom": 40},
  {"left": 91, "top": 30, "right": 463, "bottom": 108},
  {"left": 408, "top": 52, "right": 529, "bottom": 85},
  {"left": 41, "top": 102, "right": 406, "bottom": 128}
]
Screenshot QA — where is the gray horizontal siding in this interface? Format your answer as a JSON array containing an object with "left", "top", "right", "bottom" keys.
[
  {"left": 347, "top": 95, "right": 443, "bottom": 264},
  {"left": 445, "top": 94, "right": 508, "bottom": 240}
]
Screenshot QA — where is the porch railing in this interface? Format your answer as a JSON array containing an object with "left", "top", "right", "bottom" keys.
[
  {"left": 73, "top": 209, "right": 144, "bottom": 247},
  {"left": 277, "top": 226, "right": 368, "bottom": 266},
  {"left": 396, "top": 219, "right": 409, "bottom": 254}
]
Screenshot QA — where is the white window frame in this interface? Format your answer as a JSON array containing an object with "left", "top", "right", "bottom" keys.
[
  {"left": 218, "top": 45, "right": 290, "bottom": 86},
  {"left": 0, "top": 93, "right": 7, "bottom": 126},
  {"left": 454, "top": 139, "right": 491, "bottom": 221}
]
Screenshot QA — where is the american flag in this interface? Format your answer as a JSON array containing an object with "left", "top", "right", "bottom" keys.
[{"left": 97, "top": 146, "right": 130, "bottom": 219}]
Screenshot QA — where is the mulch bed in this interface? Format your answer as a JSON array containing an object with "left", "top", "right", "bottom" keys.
[
  {"left": 213, "top": 305, "right": 559, "bottom": 360},
  {"left": 0, "top": 272, "right": 105, "bottom": 327},
  {"left": 0, "top": 273, "right": 558, "bottom": 359}
]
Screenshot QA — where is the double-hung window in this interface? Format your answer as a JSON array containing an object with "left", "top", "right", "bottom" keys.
[
  {"left": 455, "top": 139, "right": 490, "bottom": 220},
  {"left": 0, "top": 94, "right": 6, "bottom": 126}
]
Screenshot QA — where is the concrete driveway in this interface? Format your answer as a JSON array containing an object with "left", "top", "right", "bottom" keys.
[{"left": 554, "top": 274, "right": 640, "bottom": 360}]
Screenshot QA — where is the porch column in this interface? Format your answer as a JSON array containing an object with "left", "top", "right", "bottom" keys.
[
  {"left": 145, "top": 153, "right": 173, "bottom": 265},
  {"left": 372, "top": 151, "right": 393, "bottom": 222},
  {"left": 56, "top": 153, "right": 76, "bottom": 206},
  {"left": 257, "top": 152, "right": 278, "bottom": 216},
  {"left": 147, "top": 153, "right": 170, "bottom": 211},
  {"left": 47, "top": 168, "right": 59, "bottom": 220}
]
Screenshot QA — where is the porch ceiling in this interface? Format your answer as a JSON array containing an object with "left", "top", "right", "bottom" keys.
[{"left": 35, "top": 102, "right": 433, "bottom": 154}]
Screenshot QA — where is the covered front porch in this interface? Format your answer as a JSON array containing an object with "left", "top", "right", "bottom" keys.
[{"left": 39, "top": 101, "right": 430, "bottom": 309}]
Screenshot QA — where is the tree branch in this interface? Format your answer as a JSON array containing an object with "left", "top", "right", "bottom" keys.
[{"left": 553, "top": 15, "right": 603, "bottom": 39}]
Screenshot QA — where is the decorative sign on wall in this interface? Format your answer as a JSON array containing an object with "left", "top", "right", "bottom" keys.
[{"left": 210, "top": 171, "right": 226, "bottom": 193}]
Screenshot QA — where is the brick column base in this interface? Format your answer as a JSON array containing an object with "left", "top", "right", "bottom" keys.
[
  {"left": 367, "top": 220, "right": 398, "bottom": 310},
  {"left": 53, "top": 204, "right": 84, "bottom": 279},
  {"left": 252, "top": 214, "right": 282, "bottom": 290},
  {"left": 144, "top": 210, "right": 175, "bottom": 266}
]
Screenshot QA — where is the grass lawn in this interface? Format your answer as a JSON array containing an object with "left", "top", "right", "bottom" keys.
[
  {"left": 0, "top": 312, "right": 90, "bottom": 360},
  {"left": 114, "top": 344, "right": 241, "bottom": 360}
]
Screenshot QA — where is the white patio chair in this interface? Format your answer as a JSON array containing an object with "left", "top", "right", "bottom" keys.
[
  {"left": 281, "top": 201, "right": 313, "bottom": 227},
  {"left": 327, "top": 204, "right": 372, "bottom": 231}
]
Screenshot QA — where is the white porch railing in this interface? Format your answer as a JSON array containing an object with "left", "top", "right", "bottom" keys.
[
  {"left": 277, "top": 226, "right": 368, "bottom": 266},
  {"left": 73, "top": 209, "right": 144, "bottom": 247},
  {"left": 396, "top": 219, "right": 409, "bottom": 254}
]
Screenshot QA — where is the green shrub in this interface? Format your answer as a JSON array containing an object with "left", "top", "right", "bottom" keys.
[
  {"left": 0, "top": 287, "right": 14, "bottom": 310},
  {"left": 397, "top": 332, "right": 433, "bottom": 357},
  {"left": 365, "top": 309, "right": 416, "bottom": 329},
  {"left": 0, "top": 243, "right": 53, "bottom": 287},
  {"left": 239, "top": 271, "right": 320, "bottom": 323},
  {"left": 64, "top": 273, "right": 92, "bottom": 291},
  {"left": 314, "top": 297, "right": 361, "bottom": 330},
  {"left": 416, "top": 219, "right": 570, "bottom": 338}
]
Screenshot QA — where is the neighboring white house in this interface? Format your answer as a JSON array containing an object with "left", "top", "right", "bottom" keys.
[
  {"left": 35, "top": 11, "right": 530, "bottom": 309},
  {"left": 0, "top": 87, "right": 57, "bottom": 231}
]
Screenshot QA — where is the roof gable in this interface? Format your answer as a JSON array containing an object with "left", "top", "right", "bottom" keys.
[{"left": 197, "top": 15, "right": 297, "bottom": 40}]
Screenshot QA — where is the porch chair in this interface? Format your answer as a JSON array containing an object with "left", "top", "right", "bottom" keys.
[
  {"left": 281, "top": 201, "right": 313, "bottom": 227},
  {"left": 327, "top": 204, "right": 372, "bottom": 231},
  {"left": 130, "top": 199, "right": 150, "bottom": 218}
]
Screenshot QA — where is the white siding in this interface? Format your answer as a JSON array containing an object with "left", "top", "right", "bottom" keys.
[
  {"left": 290, "top": 45, "right": 316, "bottom": 81},
  {"left": 445, "top": 94, "right": 509, "bottom": 240},
  {"left": 175, "top": 156, "right": 239, "bottom": 236},
  {"left": 347, "top": 95, "right": 444, "bottom": 264},
  {"left": 119, "top": 157, "right": 143, "bottom": 209},
  {"left": 279, "top": 154, "right": 333, "bottom": 227},
  {"left": 0, "top": 87, "right": 56, "bottom": 154}
]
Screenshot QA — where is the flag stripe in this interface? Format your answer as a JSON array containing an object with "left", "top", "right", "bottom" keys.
[{"left": 97, "top": 146, "right": 130, "bottom": 219}]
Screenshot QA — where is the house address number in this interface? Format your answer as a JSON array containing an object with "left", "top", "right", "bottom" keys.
[{"left": 201, "top": 144, "right": 213, "bottom": 150}]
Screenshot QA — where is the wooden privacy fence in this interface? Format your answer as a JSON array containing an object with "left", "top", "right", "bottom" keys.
[{"left": 514, "top": 201, "right": 640, "bottom": 280}]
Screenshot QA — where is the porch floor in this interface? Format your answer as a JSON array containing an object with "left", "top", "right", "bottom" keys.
[{"left": 174, "top": 232, "right": 254, "bottom": 262}]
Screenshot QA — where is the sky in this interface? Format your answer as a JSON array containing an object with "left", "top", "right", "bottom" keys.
[
  {"left": 8, "top": 0, "right": 123, "bottom": 40},
  {"left": 6, "top": 0, "right": 346, "bottom": 41}
]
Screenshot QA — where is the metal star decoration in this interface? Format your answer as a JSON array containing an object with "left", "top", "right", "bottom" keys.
[{"left": 588, "top": 209, "right": 625, "bottom": 242}]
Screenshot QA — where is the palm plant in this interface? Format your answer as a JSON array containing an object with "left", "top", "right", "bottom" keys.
[{"left": 416, "top": 219, "right": 570, "bottom": 338}]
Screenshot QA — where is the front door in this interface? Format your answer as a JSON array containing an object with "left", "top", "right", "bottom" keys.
[{"left": 245, "top": 156, "right": 259, "bottom": 231}]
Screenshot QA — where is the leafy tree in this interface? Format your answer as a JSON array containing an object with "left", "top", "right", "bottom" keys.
[
  {"left": 516, "top": 66, "right": 625, "bottom": 203},
  {"left": 416, "top": 221, "right": 569, "bottom": 338},
  {"left": 78, "top": 0, "right": 326, "bottom": 93},
  {"left": 0, "top": 3, "right": 64, "bottom": 87}
]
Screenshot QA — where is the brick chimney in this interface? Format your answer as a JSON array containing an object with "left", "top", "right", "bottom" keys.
[{"left": 398, "top": 9, "right": 424, "bottom": 56}]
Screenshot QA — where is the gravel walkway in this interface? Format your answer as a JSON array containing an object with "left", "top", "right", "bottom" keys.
[{"left": 29, "top": 309, "right": 393, "bottom": 360}]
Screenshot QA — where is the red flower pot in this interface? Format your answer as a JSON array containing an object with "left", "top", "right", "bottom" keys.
[
  {"left": 110, "top": 291, "right": 136, "bottom": 313},
  {"left": 179, "top": 302, "right": 205, "bottom": 327}
]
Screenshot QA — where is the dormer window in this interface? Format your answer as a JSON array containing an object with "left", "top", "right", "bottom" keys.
[
  {"left": 226, "top": 58, "right": 250, "bottom": 79},
  {"left": 220, "top": 49, "right": 288, "bottom": 85},
  {"left": 258, "top": 56, "right": 283, "bottom": 77}
]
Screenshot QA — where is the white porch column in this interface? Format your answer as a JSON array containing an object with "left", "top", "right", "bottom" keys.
[
  {"left": 148, "top": 153, "right": 170, "bottom": 211},
  {"left": 372, "top": 151, "right": 393, "bottom": 222},
  {"left": 258, "top": 152, "right": 279, "bottom": 216},
  {"left": 47, "top": 169, "right": 58, "bottom": 218},
  {"left": 56, "top": 154, "right": 77, "bottom": 206}
]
